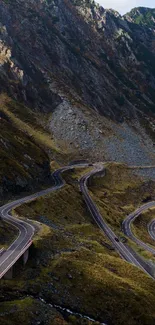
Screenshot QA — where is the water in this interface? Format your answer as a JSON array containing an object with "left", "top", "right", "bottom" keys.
[{"left": 39, "top": 297, "right": 107, "bottom": 324}]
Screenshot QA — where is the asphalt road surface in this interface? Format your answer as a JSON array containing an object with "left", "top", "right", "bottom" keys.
[
  {"left": 122, "top": 202, "right": 155, "bottom": 255},
  {"left": 0, "top": 163, "right": 88, "bottom": 279},
  {"left": 148, "top": 219, "right": 155, "bottom": 240},
  {"left": 0, "top": 162, "right": 155, "bottom": 280},
  {"left": 79, "top": 163, "right": 154, "bottom": 278}
]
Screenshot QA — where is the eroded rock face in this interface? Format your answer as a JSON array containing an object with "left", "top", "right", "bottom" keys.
[
  {"left": 0, "top": 0, "right": 155, "bottom": 120},
  {"left": 1, "top": 0, "right": 155, "bottom": 178},
  {"left": 125, "top": 7, "right": 155, "bottom": 29}
]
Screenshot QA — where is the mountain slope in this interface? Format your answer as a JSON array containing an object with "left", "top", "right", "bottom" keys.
[
  {"left": 0, "top": 94, "right": 52, "bottom": 200},
  {"left": 2, "top": 164, "right": 155, "bottom": 325},
  {"left": 125, "top": 7, "right": 155, "bottom": 28},
  {"left": 2, "top": 2, "right": 155, "bottom": 325},
  {"left": 0, "top": 0, "right": 155, "bottom": 119},
  {"left": 1, "top": 0, "right": 155, "bottom": 171},
  {"left": 1, "top": 1, "right": 155, "bottom": 173}
]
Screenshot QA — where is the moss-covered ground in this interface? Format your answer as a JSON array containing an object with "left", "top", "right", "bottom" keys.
[
  {"left": 0, "top": 221, "right": 18, "bottom": 249},
  {"left": 89, "top": 163, "right": 155, "bottom": 256},
  {"left": 1, "top": 164, "right": 155, "bottom": 325},
  {"left": 0, "top": 94, "right": 92, "bottom": 203},
  {"left": 132, "top": 208, "right": 155, "bottom": 247},
  {"left": 0, "top": 94, "right": 58, "bottom": 154},
  {"left": 0, "top": 93, "right": 53, "bottom": 203},
  {"left": 0, "top": 296, "right": 90, "bottom": 325}
]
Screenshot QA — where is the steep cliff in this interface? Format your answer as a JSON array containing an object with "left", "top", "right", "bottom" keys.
[
  {"left": 125, "top": 7, "right": 155, "bottom": 28},
  {"left": 0, "top": 0, "right": 155, "bottom": 118},
  {"left": 1, "top": 0, "right": 155, "bottom": 192},
  {"left": 2, "top": 2, "right": 155, "bottom": 325}
]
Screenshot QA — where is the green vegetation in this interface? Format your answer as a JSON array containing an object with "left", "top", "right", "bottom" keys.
[
  {"left": 2, "top": 164, "right": 155, "bottom": 325},
  {"left": 0, "top": 93, "right": 81, "bottom": 200},
  {"left": 89, "top": 163, "right": 155, "bottom": 259},
  {"left": 0, "top": 220, "right": 18, "bottom": 249},
  {"left": 0, "top": 94, "right": 89, "bottom": 179},
  {"left": 128, "top": 8, "right": 155, "bottom": 27},
  {"left": 90, "top": 163, "right": 155, "bottom": 230},
  {"left": 0, "top": 296, "right": 100, "bottom": 325},
  {"left": 0, "top": 94, "right": 52, "bottom": 199},
  {"left": 0, "top": 297, "right": 70, "bottom": 325},
  {"left": 132, "top": 208, "right": 155, "bottom": 247},
  {"left": 0, "top": 94, "right": 58, "bottom": 153}
]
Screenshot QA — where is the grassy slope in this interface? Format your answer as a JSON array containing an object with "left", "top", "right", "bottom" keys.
[
  {"left": 0, "top": 297, "right": 71, "bottom": 325},
  {"left": 1, "top": 166, "right": 155, "bottom": 325},
  {"left": 0, "top": 94, "right": 51, "bottom": 191},
  {"left": 0, "top": 221, "right": 18, "bottom": 249},
  {"left": 0, "top": 94, "right": 57, "bottom": 153},
  {"left": 0, "top": 117, "right": 46, "bottom": 180},
  {"left": 132, "top": 209, "right": 155, "bottom": 247},
  {"left": 90, "top": 163, "right": 155, "bottom": 235},
  {"left": 0, "top": 94, "right": 89, "bottom": 171},
  {"left": 127, "top": 8, "right": 155, "bottom": 28},
  {"left": 0, "top": 93, "right": 64, "bottom": 251}
]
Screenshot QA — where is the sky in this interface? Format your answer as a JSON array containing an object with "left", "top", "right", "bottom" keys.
[{"left": 97, "top": 0, "right": 155, "bottom": 15}]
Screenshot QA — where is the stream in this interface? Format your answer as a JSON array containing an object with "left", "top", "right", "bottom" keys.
[{"left": 39, "top": 297, "right": 107, "bottom": 324}]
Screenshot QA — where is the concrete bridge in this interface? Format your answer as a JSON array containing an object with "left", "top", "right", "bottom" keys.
[
  {"left": 1, "top": 240, "right": 32, "bottom": 280},
  {"left": 0, "top": 162, "right": 89, "bottom": 280}
]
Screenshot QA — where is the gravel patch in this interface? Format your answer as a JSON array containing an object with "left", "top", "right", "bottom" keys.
[{"left": 50, "top": 100, "right": 155, "bottom": 179}]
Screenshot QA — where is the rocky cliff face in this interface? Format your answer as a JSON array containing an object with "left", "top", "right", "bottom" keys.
[
  {"left": 0, "top": 0, "right": 155, "bottom": 118},
  {"left": 125, "top": 7, "right": 155, "bottom": 29},
  {"left": 1, "top": 0, "right": 155, "bottom": 179}
]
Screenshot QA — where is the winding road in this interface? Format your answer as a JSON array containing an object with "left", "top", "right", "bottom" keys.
[
  {"left": 122, "top": 202, "right": 155, "bottom": 255},
  {"left": 0, "top": 163, "right": 87, "bottom": 279},
  {"left": 80, "top": 163, "right": 155, "bottom": 278},
  {"left": 148, "top": 219, "right": 155, "bottom": 240},
  {"left": 1, "top": 162, "right": 155, "bottom": 280}
]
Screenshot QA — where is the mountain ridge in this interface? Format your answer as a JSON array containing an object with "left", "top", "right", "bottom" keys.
[
  {"left": 1, "top": 0, "right": 155, "bottom": 194},
  {"left": 2, "top": 2, "right": 155, "bottom": 325},
  {"left": 1, "top": 0, "right": 155, "bottom": 119},
  {"left": 124, "top": 7, "right": 155, "bottom": 28}
]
